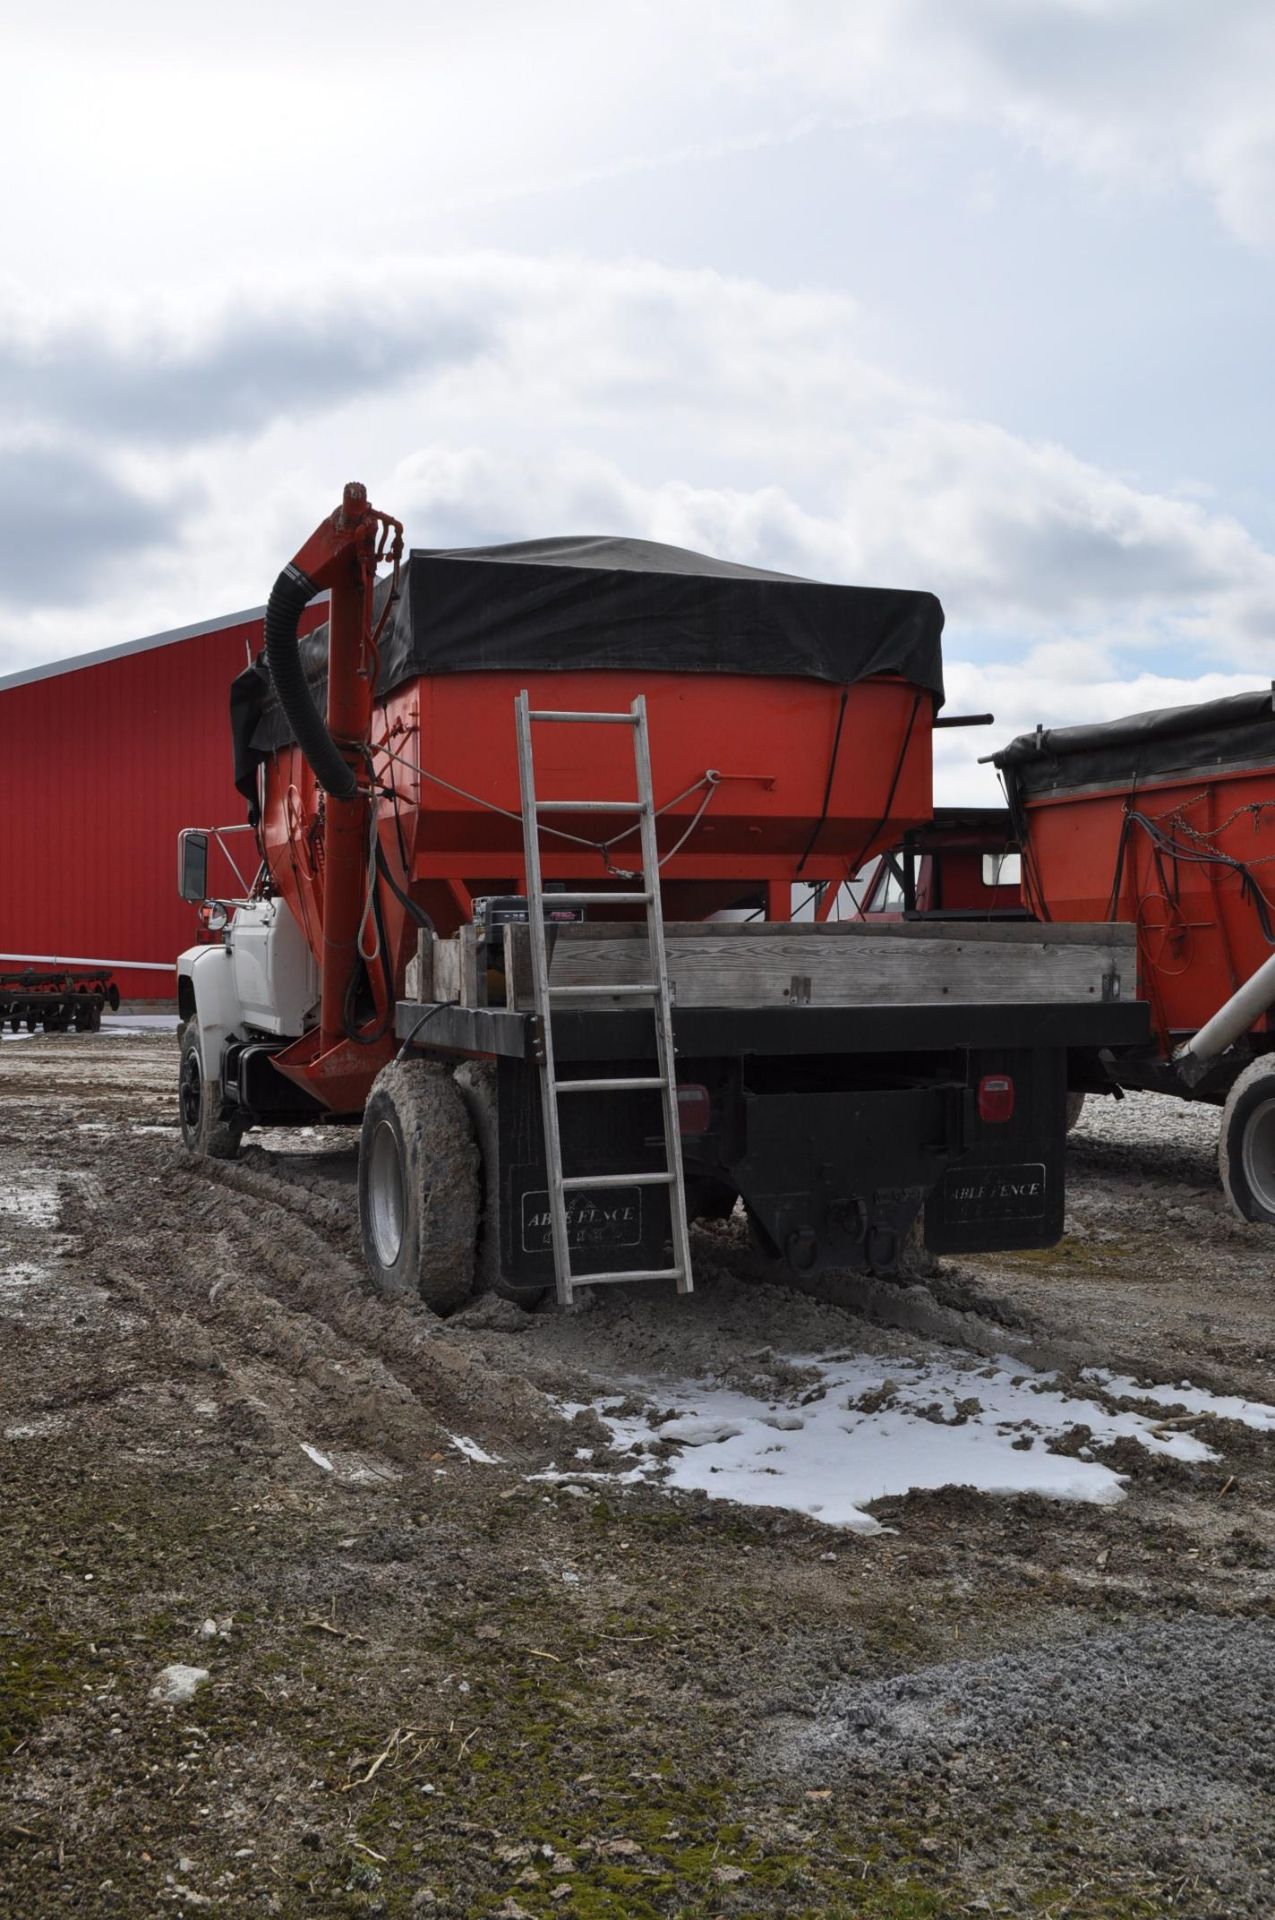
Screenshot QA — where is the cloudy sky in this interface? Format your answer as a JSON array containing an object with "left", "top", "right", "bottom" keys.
[{"left": 3, "top": 0, "right": 1273, "bottom": 800}]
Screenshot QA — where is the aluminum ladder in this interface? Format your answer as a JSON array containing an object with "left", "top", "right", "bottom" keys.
[{"left": 514, "top": 689, "right": 694, "bottom": 1307}]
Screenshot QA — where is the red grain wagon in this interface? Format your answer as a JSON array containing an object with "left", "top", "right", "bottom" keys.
[{"left": 995, "top": 692, "right": 1275, "bottom": 1222}]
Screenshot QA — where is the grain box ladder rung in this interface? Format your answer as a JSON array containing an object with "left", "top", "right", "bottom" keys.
[{"left": 514, "top": 689, "right": 693, "bottom": 1307}]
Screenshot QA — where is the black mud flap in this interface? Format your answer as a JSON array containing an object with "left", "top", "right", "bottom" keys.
[
  {"left": 925, "top": 1047, "right": 1066, "bottom": 1254},
  {"left": 519, "top": 1179, "right": 646, "bottom": 1259},
  {"left": 497, "top": 1058, "right": 670, "bottom": 1286}
]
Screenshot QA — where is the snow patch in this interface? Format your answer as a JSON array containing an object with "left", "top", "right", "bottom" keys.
[
  {"left": 449, "top": 1433, "right": 502, "bottom": 1465},
  {"left": 300, "top": 1443, "right": 334, "bottom": 1472},
  {"left": 1084, "top": 1369, "right": 1275, "bottom": 1433},
  {"left": 0, "top": 1183, "right": 60, "bottom": 1227},
  {"left": 0, "top": 1015, "right": 173, "bottom": 1040},
  {"left": 540, "top": 1352, "right": 1227, "bottom": 1533},
  {"left": 5, "top": 1413, "right": 64, "bottom": 1440},
  {"left": 0, "top": 1262, "right": 49, "bottom": 1294}
]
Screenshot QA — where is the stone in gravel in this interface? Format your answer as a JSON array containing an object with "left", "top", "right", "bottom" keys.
[{"left": 150, "top": 1665, "right": 210, "bottom": 1705}]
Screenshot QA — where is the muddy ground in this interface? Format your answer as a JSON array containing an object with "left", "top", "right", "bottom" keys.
[{"left": 3, "top": 1032, "right": 1275, "bottom": 1919}]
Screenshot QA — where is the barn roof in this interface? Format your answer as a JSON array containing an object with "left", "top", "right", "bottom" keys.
[{"left": 0, "top": 604, "right": 269, "bottom": 697}]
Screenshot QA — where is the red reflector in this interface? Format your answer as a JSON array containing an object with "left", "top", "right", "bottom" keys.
[
  {"left": 978, "top": 1074, "right": 1015, "bottom": 1124},
  {"left": 676, "top": 1083, "right": 711, "bottom": 1135}
]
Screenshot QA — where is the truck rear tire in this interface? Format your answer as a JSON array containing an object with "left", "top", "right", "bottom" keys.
[
  {"left": 1219, "top": 1057, "right": 1275, "bottom": 1225},
  {"left": 454, "top": 1061, "right": 546, "bottom": 1309},
  {"left": 359, "top": 1060, "right": 479, "bottom": 1314},
  {"left": 178, "top": 1020, "right": 243, "bottom": 1160}
]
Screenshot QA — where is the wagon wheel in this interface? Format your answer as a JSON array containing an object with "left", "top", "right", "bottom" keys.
[{"left": 1220, "top": 1058, "right": 1275, "bottom": 1226}]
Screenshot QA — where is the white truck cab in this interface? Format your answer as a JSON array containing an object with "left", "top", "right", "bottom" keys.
[{"left": 176, "top": 828, "right": 319, "bottom": 1155}]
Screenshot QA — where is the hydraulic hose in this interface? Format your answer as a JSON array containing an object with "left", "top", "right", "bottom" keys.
[{"left": 264, "top": 561, "right": 358, "bottom": 801}]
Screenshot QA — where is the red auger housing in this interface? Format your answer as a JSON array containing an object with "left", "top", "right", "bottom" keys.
[{"left": 261, "top": 482, "right": 404, "bottom": 1108}]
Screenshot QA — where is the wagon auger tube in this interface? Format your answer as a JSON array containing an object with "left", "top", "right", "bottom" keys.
[
  {"left": 262, "top": 483, "right": 404, "bottom": 1061},
  {"left": 1175, "top": 949, "right": 1275, "bottom": 1087},
  {"left": 264, "top": 562, "right": 356, "bottom": 802}
]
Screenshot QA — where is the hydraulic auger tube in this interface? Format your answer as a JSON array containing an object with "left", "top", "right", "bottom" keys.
[
  {"left": 264, "top": 482, "right": 404, "bottom": 1056},
  {"left": 1175, "top": 948, "right": 1275, "bottom": 1087},
  {"left": 264, "top": 562, "right": 357, "bottom": 801}
]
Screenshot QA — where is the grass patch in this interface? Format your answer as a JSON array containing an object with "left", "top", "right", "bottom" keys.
[{"left": 0, "top": 1625, "right": 92, "bottom": 1766}]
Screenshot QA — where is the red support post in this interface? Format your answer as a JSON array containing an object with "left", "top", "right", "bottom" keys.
[{"left": 317, "top": 531, "right": 376, "bottom": 1051}]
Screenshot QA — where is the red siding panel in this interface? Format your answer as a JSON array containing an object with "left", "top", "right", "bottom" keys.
[{"left": 0, "top": 617, "right": 262, "bottom": 1002}]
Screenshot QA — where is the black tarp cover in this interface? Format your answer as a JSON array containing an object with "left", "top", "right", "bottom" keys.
[
  {"left": 233, "top": 535, "right": 945, "bottom": 807},
  {"left": 994, "top": 690, "right": 1275, "bottom": 800}
]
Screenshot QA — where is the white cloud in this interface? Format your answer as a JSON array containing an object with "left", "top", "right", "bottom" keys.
[
  {"left": 936, "top": 659, "right": 1269, "bottom": 807},
  {"left": 1, "top": 248, "right": 1271, "bottom": 818},
  {"left": 0, "top": 0, "right": 1265, "bottom": 841},
  {"left": 741, "top": 0, "right": 1275, "bottom": 250}
]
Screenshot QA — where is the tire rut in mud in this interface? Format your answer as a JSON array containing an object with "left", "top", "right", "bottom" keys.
[{"left": 126, "top": 1145, "right": 559, "bottom": 1470}]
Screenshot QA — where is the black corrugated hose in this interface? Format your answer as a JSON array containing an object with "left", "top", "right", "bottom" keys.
[{"left": 264, "top": 562, "right": 357, "bottom": 801}]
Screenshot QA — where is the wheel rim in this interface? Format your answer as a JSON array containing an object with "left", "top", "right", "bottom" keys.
[
  {"left": 180, "top": 1045, "right": 203, "bottom": 1137},
  {"left": 367, "top": 1119, "right": 406, "bottom": 1268},
  {"left": 1241, "top": 1096, "right": 1275, "bottom": 1214}
]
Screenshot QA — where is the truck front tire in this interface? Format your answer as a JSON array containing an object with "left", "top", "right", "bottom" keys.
[
  {"left": 359, "top": 1061, "right": 479, "bottom": 1314},
  {"left": 1219, "top": 1056, "right": 1275, "bottom": 1225},
  {"left": 178, "top": 1020, "right": 243, "bottom": 1161}
]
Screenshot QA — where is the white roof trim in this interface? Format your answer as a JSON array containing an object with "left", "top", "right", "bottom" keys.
[
  {"left": 0, "top": 591, "right": 330, "bottom": 695},
  {"left": 0, "top": 951, "right": 175, "bottom": 971}
]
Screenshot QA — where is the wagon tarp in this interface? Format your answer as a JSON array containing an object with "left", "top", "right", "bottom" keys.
[
  {"left": 994, "top": 690, "right": 1275, "bottom": 800},
  {"left": 232, "top": 535, "right": 945, "bottom": 806}
]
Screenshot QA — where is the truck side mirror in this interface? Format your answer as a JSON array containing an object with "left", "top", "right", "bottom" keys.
[{"left": 178, "top": 829, "right": 209, "bottom": 903}]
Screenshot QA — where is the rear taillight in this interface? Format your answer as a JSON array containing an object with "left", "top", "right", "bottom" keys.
[
  {"left": 978, "top": 1074, "right": 1015, "bottom": 1123},
  {"left": 677, "top": 1084, "right": 711, "bottom": 1135}
]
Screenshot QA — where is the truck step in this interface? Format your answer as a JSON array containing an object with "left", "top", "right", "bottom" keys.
[
  {"left": 569, "top": 1267, "right": 686, "bottom": 1286},
  {"left": 553, "top": 1076, "right": 666, "bottom": 1093},
  {"left": 540, "top": 891, "right": 651, "bottom": 906},
  {"left": 547, "top": 981, "right": 658, "bottom": 998},
  {"left": 527, "top": 708, "right": 637, "bottom": 724},
  {"left": 561, "top": 1170, "right": 673, "bottom": 1190},
  {"left": 535, "top": 800, "right": 648, "bottom": 814}
]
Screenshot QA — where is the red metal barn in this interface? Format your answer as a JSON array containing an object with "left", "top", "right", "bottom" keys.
[{"left": 0, "top": 608, "right": 299, "bottom": 1004}]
